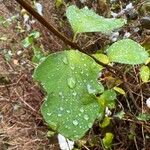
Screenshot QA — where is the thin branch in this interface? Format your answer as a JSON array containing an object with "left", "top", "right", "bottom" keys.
[
  {"left": 15, "top": 0, "right": 80, "bottom": 50},
  {"left": 15, "top": 0, "right": 123, "bottom": 78}
]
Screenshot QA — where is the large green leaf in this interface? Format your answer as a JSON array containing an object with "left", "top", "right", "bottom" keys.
[
  {"left": 33, "top": 50, "right": 104, "bottom": 140},
  {"left": 66, "top": 5, "right": 126, "bottom": 34},
  {"left": 107, "top": 39, "right": 149, "bottom": 64}
]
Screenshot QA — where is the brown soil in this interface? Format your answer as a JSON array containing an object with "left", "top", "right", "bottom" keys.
[{"left": 0, "top": 0, "right": 150, "bottom": 150}]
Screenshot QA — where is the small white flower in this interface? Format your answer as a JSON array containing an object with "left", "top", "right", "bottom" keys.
[
  {"left": 146, "top": 97, "right": 150, "bottom": 108},
  {"left": 58, "top": 134, "right": 74, "bottom": 150}
]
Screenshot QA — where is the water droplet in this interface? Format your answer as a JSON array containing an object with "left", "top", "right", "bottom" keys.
[
  {"left": 73, "top": 120, "right": 78, "bottom": 126},
  {"left": 87, "top": 84, "right": 96, "bottom": 94},
  {"left": 70, "top": 66, "right": 75, "bottom": 70},
  {"left": 83, "top": 79, "right": 86, "bottom": 83},
  {"left": 86, "top": 73, "right": 89, "bottom": 77},
  {"left": 60, "top": 107, "right": 64, "bottom": 111},
  {"left": 78, "top": 113, "right": 81, "bottom": 116},
  {"left": 72, "top": 92, "right": 77, "bottom": 96},
  {"left": 59, "top": 92, "right": 63, "bottom": 96},
  {"left": 47, "top": 112, "right": 52, "bottom": 116},
  {"left": 62, "top": 56, "right": 68, "bottom": 64},
  {"left": 81, "top": 71, "right": 84, "bottom": 74},
  {"left": 58, "top": 113, "right": 62, "bottom": 117},
  {"left": 84, "top": 114, "right": 89, "bottom": 120},
  {"left": 84, "top": 64, "right": 87, "bottom": 67},
  {"left": 67, "top": 77, "right": 76, "bottom": 89},
  {"left": 80, "top": 107, "right": 84, "bottom": 113},
  {"left": 66, "top": 110, "right": 71, "bottom": 113},
  {"left": 88, "top": 122, "right": 93, "bottom": 128}
]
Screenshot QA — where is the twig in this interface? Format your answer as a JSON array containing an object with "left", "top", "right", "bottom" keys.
[
  {"left": 14, "top": 89, "right": 37, "bottom": 112},
  {"left": 15, "top": 0, "right": 80, "bottom": 50},
  {"left": 123, "top": 75, "right": 142, "bottom": 111},
  {"left": 14, "top": 0, "right": 123, "bottom": 78}
]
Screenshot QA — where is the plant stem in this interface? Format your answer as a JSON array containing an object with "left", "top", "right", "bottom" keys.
[
  {"left": 15, "top": 0, "right": 123, "bottom": 78},
  {"left": 15, "top": 0, "right": 80, "bottom": 50}
]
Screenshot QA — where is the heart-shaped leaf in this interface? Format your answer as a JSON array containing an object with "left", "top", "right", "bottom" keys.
[
  {"left": 66, "top": 5, "right": 126, "bottom": 34},
  {"left": 107, "top": 39, "right": 149, "bottom": 64},
  {"left": 33, "top": 50, "right": 104, "bottom": 140}
]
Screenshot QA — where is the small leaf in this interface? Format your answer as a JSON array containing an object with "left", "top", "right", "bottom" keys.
[
  {"left": 22, "top": 36, "right": 34, "bottom": 48},
  {"left": 107, "top": 39, "right": 149, "bottom": 64},
  {"left": 32, "top": 46, "right": 46, "bottom": 64},
  {"left": 98, "top": 89, "right": 116, "bottom": 109},
  {"left": 102, "top": 132, "right": 114, "bottom": 149},
  {"left": 29, "top": 31, "right": 40, "bottom": 39},
  {"left": 93, "top": 53, "right": 110, "bottom": 64},
  {"left": 55, "top": 0, "right": 64, "bottom": 8},
  {"left": 140, "top": 65, "right": 150, "bottom": 82},
  {"left": 100, "top": 117, "right": 111, "bottom": 128},
  {"left": 34, "top": 50, "right": 104, "bottom": 140},
  {"left": 114, "top": 111, "right": 125, "bottom": 119},
  {"left": 136, "top": 113, "right": 150, "bottom": 121},
  {"left": 145, "top": 57, "right": 150, "bottom": 65},
  {"left": 113, "top": 86, "right": 125, "bottom": 95},
  {"left": 66, "top": 5, "right": 126, "bottom": 34}
]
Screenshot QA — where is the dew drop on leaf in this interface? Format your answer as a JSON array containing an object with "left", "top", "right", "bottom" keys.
[
  {"left": 62, "top": 56, "right": 68, "bottom": 64},
  {"left": 80, "top": 107, "right": 84, "bottom": 113},
  {"left": 73, "top": 120, "right": 79, "bottom": 126},
  {"left": 84, "top": 114, "right": 89, "bottom": 120},
  {"left": 87, "top": 84, "right": 96, "bottom": 94},
  {"left": 67, "top": 77, "right": 76, "bottom": 89}
]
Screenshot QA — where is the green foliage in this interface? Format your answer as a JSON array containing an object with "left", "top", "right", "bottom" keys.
[
  {"left": 32, "top": 46, "right": 46, "bottom": 64},
  {"left": 114, "top": 111, "right": 125, "bottom": 119},
  {"left": 102, "top": 132, "right": 114, "bottom": 149},
  {"left": 93, "top": 53, "right": 110, "bottom": 64},
  {"left": 107, "top": 39, "right": 149, "bottom": 64},
  {"left": 98, "top": 89, "right": 117, "bottom": 110},
  {"left": 33, "top": 50, "right": 104, "bottom": 140},
  {"left": 140, "top": 65, "right": 150, "bottom": 82},
  {"left": 100, "top": 117, "right": 111, "bottom": 128},
  {"left": 32, "top": 4, "right": 150, "bottom": 143},
  {"left": 55, "top": 0, "right": 64, "bottom": 8},
  {"left": 136, "top": 113, "right": 150, "bottom": 121},
  {"left": 22, "top": 31, "right": 40, "bottom": 48},
  {"left": 66, "top": 5, "right": 126, "bottom": 34}
]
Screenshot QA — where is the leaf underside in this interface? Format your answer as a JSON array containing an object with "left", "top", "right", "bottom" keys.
[
  {"left": 33, "top": 50, "right": 104, "bottom": 140},
  {"left": 66, "top": 5, "right": 126, "bottom": 34}
]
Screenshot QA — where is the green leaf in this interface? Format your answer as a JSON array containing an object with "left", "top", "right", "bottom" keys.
[
  {"left": 33, "top": 50, "right": 104, "bottom": 140},
  {"left": 113, "top": 86, "right": 125, "bottom": 95},
  {"left": 136, "top": 113, "right": 150, "bottom": 121},
  {"left": 140, "top": 65, "right": 150, "bottom": 82},
  {"left": 29, "top": 31, "right": 40, "bottom": 39},
  {"left": 102, "top": 132, "right": 114, "bottom": 149},
  {"left": 66, "top": 5, "right": 126, "bottom": 34},
  {"left": 98, "top": 89, "right": 116, "bottom": 109},
  {"left": 55, "top": 0, "right": 64, "bottom": 8},
  {"left": 22, "top": 36, "right": 34, "bottom": 48},
  {"left": 100, "top": 117, "right": 111, "bottom": 128},
  {"left": 93, "top": 53, "right": 110, "bottom": 64},
  {"left": 32, "top": 46, "right": 46, "bottom": 64},
  {"left": 107, "top": 39, "right": 149, "bottom": 64},
  {"left": 114, "top": 111, "right": 125, "bottom": 119}
]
